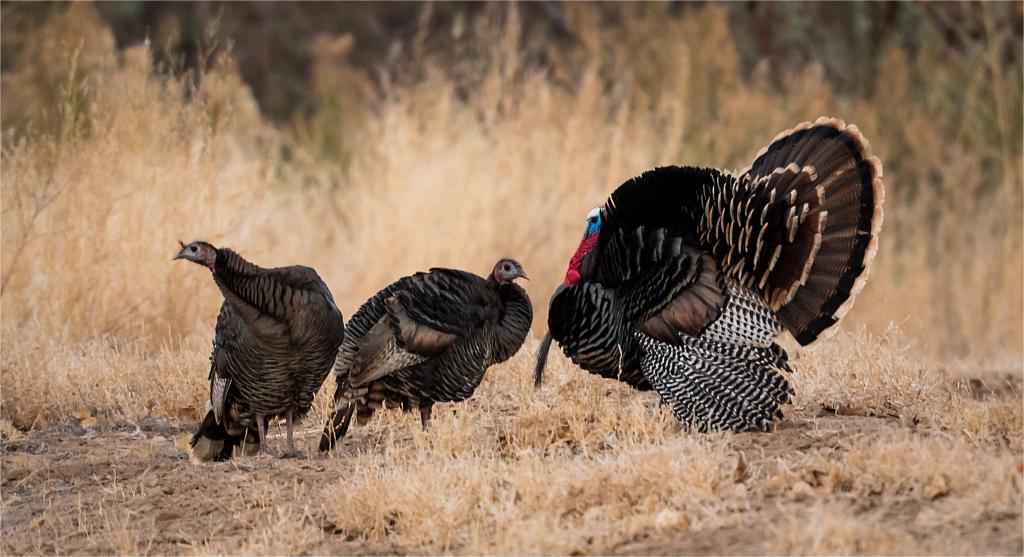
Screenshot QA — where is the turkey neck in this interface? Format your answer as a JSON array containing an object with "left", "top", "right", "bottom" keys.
[
  {"left": 210, "top": 249, "right": 289, "bottom": 322},
  {"left": 491, "top": 282, "right": 533, "bottom": 363}
]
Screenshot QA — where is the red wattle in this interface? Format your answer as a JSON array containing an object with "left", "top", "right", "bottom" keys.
[
  {"left": 563, "top": 233, "right": 598, "bottom": 286},
  {"left": 564, "top": 268, "right": 582, "bottom": 286}
]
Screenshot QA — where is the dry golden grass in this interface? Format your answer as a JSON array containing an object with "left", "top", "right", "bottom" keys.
[
  {"left": 2, "top": 343, "right": 1020, "bottom": 555},
  {"left": 1, "top": 4, "right": 1022, "bottom": 556}
]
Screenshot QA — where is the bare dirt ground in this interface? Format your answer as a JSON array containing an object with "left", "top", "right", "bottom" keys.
[{"left": 3, "top": 369, "right": 1021, "bottom": 556}]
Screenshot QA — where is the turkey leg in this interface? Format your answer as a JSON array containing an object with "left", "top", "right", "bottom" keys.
[
  {"left": 419, "top": 404, "right": 433, "bottom": 431},
  {"left": 256, "top": 415, "right": 269, "bottom": 456},
  {"left": 281, "top": 409, "right": 304, "bottom": 458}
]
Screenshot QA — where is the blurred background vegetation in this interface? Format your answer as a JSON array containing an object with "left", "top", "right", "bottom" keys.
[
  {"left": 1, "top": 2, "right": 1021, "bottom": 368},
  {"left": 5, "top": 3, "right": 1021, "bottom": 141}
]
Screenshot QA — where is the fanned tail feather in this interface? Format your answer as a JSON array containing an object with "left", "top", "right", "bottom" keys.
[{"left": 741, "top": 117, "right": 885, "bottom": 345}]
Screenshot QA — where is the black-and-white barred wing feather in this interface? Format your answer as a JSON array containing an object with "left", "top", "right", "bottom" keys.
[{"left": 636, "top": 280, "right": 794, "bottom": 432}]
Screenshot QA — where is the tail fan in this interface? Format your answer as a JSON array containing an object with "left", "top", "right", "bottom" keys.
[
  {"left": 736, "top": 117, "right": 885, "bottom": 345},
  {"left": 319, "top": 400, "right": 356, "bottom": 452}
]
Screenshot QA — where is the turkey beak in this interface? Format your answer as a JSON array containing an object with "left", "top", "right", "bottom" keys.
[
  {"left": 519, "top": 271, "right": 529, "bottom": 281},
  {"left": 173, "top": 241, "right": 187, "bottom": 261}
]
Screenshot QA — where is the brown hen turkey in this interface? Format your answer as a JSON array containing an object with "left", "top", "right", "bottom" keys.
[
  {"left": 320, "top": 258, "right": 532, "bottom": 451},
  {"left": 175, "top": 241, "right": 345, "bottom": 459}
]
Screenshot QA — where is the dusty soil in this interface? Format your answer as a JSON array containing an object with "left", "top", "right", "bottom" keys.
[{"left": 3, "top": 402, "right": 1021, "bottom": 556}]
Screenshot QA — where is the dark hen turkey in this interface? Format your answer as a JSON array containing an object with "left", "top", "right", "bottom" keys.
[
  {"left": 535, "top": 117, "right": 884, "bottom": 432},
  {"left": 320, "top": 259, "right": 532, "bottom": 451},
  {"left": 175, "top": 241, "right": 345, "bottom": 459}
]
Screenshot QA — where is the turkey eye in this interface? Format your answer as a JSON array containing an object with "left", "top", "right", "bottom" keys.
[
  {"left": 189, "top": 246, "right": 197, "bottom": 252},
  {"left": 503, "top": 264, "right": 511, "bottom": 272}
]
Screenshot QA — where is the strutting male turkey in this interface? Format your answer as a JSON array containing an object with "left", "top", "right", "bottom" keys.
[
  {"left": 319, "top": 259, "right": 532, "bottom": 451},
  {"left": 175, "top": 241, "right": 345, "bottom": 459},
  {"left": 534, "top": 117, "right": 885, "bottom": 432}
]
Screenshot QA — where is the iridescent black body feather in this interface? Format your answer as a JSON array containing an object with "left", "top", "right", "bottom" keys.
[
  {"left": 320, "top": 260, "right": 532, "bottom": 451},
  {"left": 181, "top": 245, "right": 345, "bottom": 459},
  {"left": 540, "top": 118, "right": 884, "bottom": 432}
]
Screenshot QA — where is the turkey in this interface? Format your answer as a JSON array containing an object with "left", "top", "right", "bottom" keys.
[
  {"left": 319, "top": 258, "right": 532, "bottom": 451},
  {"left": 534, "top": 117, "right": 884, "bottom": 432},
  {"left": 174, "top": 241, "right": 345, "bottom": 459}
]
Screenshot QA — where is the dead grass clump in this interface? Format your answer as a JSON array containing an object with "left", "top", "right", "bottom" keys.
[
  {"left": 791, "top": 324, "right": 1024, "bottom": 448},
  {"left": 500, "top": 381, "right": 675, "bottom": 458},
  {"left": 762, "top": 434, "right": 1023, "bottom": 555},
  {"left": 1, "top": 325, "right": 208, "bottom": 428},
  {"left": 327, "top": 437, "right": 736, "bottom": 554},
  {"left": 936, "top": 391, "right": 1023, "bottom": 451},
  {"left": 0, "top": 4, "right": 116, "bottom": 142},
  {"left": 793, "top": 325, "right": 943, "bottom": 420},
  {"left": 766, "top": 433, "right": 1021, "bottom": 504}
]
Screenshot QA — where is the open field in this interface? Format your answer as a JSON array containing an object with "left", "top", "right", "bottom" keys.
[
  {"left": 3, "top": 336, "right": 1022, "bottom": 555},
  {"left": 2, "top": 4, "right": 1022, "bottom": 555}
]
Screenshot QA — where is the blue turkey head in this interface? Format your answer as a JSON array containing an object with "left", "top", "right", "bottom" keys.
[
  {"left": 564, "top": 207, "right": 603, "bottom": 286},
  {"left": 584, "top": 207, "right": 603, "bottom": 237}
]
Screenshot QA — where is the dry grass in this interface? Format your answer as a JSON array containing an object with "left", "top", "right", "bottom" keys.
[
  {"left": 2, "top": 343, "right": 1020, "bottom": 555},
  {"left": 1, "top": 4, "right": 1022, "bottom": 556}
]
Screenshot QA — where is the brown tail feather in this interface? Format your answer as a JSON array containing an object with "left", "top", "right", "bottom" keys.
[
  {"left": 190, "top": 409, "right": 253, "bottom": 461},
  {"left": 743, "top": 117, "right": 884, "bottom": 345}
]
